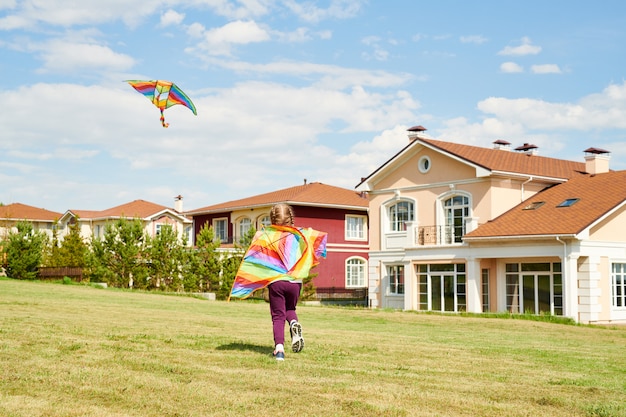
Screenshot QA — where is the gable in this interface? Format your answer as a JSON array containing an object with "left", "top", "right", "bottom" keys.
[
  {"left": 372, "top": 146, "right": 479, "bottom": 190},
  {"left": 357, "top": 137, "right": 587, "bottom": 192},
  {"left": 589, "top": 205, "right": 626, "bottom": 242}
]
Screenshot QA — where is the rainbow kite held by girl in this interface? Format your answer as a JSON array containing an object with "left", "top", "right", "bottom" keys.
[{"left": 126, "top": 80, "right": 197, "bottom": 128}]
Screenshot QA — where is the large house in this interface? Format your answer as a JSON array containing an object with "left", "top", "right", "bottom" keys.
[
  {"left": 185, "top": 182, "right": 370, "bottom": 292},
  {"left": 58, "top": 198, "right": 193, "bottom": 246},
  {"left": 356, "top": 127, "right": 625, "bottom": 324},
  {"left": 0, "top": 203, "right": 63, "bottom": 239}
]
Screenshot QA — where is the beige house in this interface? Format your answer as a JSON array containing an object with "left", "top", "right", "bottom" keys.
[
  {"left": 58, "top": 198, "right": 193, "bottom": 246},
  {"left": 357, "top": 128, "right": 625, "bottom": 324},
  {"left": 0, "top": 203, "right": 62, "bottom": 240}
]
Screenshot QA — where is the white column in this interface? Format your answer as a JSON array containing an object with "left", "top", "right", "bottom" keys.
[
  {"left": 465, "top": 257, "right": 482, "bottom": 313},
  {"left": 577, "top": 256, "right": 602, "bottom": 324},
  {"left": 404, "top": 261, "right": 417, "bottom": 311},
  {"left": 368, "top": 260, "right": 381, "bottom": 308},
  {"left": 564, "top": 254, "right": 580, "bottom": 322}
]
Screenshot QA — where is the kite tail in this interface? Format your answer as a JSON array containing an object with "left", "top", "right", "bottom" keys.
[{"left": 160, "top": 108, "right": 169, "bottom": 128}]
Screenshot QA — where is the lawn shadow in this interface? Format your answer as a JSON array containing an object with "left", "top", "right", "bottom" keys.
[{"left": 217, "top": 341, "right": 268, "bottom": 355}]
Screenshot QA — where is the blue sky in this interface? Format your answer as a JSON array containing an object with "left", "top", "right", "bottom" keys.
[{"left": 1, "top": 0, "right": 626, "bottom": 213}]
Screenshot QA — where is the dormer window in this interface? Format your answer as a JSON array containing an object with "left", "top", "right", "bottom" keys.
[
  {"left": 523, "top": 201, "right": 545, "bottom": 210},
  {"left": 557, "top": 198, "right": 579, "bottom": 208}
]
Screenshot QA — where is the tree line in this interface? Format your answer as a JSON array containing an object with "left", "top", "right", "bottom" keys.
[{"left": 0, "top": 218, "right": 255, "bottom": 300}]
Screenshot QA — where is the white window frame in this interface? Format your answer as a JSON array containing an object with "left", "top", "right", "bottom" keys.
[
  {"left": 345, "top": 257, "right": 367, "bottom": 288},
  {"left": 345, "top": 214, "right": 367, "bottom": 241},
  {"left": 155, "top": 223, "right": 173, "bottom": 236},
  {"left": 436, "top": 190, "right": 472, "bottom": 244},
  {"left": 213, "top": 218, "right": 228, "bottom": 242},
  {"left": 259, "top": 215, "right": 271, "bottom": 229},
  {"left": 238, "top": 217, "right": 252, "bottom": 240},
  {"left": 611, "top": 262, "right": 626, "bottom": 310},
  {"left": 387, "top": 200, "right": 415, "bottom": 232},
  {"left": 417, "top": 263, "right": 466, "bottom": 312},
  {"left": 387, "top": 265, "right": 405, "bottom": 295},
  {"left": 504, "top": 262, "right": 563, "bottom": 316}
]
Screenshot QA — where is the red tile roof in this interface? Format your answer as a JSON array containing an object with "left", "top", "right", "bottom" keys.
[
  {"left": 0, "top": 203, "right": 62, "bottom": 221},
  {"left": 68, "top": 200, "right": 172, "bottom": 220},
  {"left": 420, "top": 138, "right": 587, "bottom": 179},
  {"left": 465, "top": 170, "right": 626, "bottom": 238},
  {"left": 358, "top": 138, "right": 588, "bottom": 189},
  {"left": 187, "top": 182, "right": 369, "bottom": 215}
]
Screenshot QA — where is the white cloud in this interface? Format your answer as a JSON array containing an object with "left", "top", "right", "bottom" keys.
[
  {"left": 273, "top": 27, "right": 312, "bottom": 42},
  {"left": 500, "top": 62, "right": 524, "bottom": 73},
  {"left": 361, "top": 35, "right": 389, "bottom": 61},
  {"left": 206, "top": 0, "right": 271, "bottom": 19},
  {"left": 476, "top": 97, "right": 589, "bottom": 131},
  {"left": 159, "top": 9, "right": 185, "bottom": 27},
  {"left": 0, "top": 0, "right": 164, "bottom": 29},
  {"left": 339, "top": 125, "right": 416, "bottom": 178},
  {"left": 283, "top": 0, "right": 364, "bottom": 23},
  {"left": 531, "top": 64, "right": 562, "bottom": 74},
  {"left": 318, "top": 30, "right": 332, "bottom": 40},
  {"left": 460, "top": 35, "right": 487, "bottom": 44},
  {"left": 36, "top": 39, "right": 135, "bottom": 73},
  {"left": 207, "top": 59, "right": 414, "bottom": 90},
  {"left": 498, "top": 36, "right": 541, "bottom": 56},
  {"left": 0, "top": 0, "right": 17, "bottom": 8},
  {"left": 431, "top": 81, "right": 626, "bottom": 163},
  {"left": 190, "top": 20, "right": 271, "bottom": 56}
]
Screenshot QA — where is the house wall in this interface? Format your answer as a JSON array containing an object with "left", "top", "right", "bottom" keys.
[
  {"left": 192, "top": 212, "right": 232, "bottom": 243},
  {"left": 367, "top": 150, "right": 552, "bottom": 252},
  {"left": 191, "top": 204, "right": 369, "bottom": 290},
  {"left": 0, "top": 222, "right": 56, "bottom": 240},
  {"left": 589, "top": 206, "right": 626, "bottom": 241}
]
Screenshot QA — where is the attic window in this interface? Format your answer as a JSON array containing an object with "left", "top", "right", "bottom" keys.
[
  {"left": 418, "top": 156, "right": 431, "bottom": 173},
  {"left": 523, "top": 201, "right": 545, "bottom": 210},
  {"left": 557, "top": 198, "right": 579, "bottom": 208}
]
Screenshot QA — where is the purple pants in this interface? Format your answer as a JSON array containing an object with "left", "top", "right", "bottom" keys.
[{"left": 268, "top": 280, "right": 301, "bottom": 346}]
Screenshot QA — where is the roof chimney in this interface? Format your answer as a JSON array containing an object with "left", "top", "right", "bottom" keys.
[
  {"left": 493, "top": 139, "right": 511, "bottom": 151},
  {"left": 515, "top": 143, "right": 538, "bottom": 155},
  {"left": 174, "top": 195, "right": 183, "bottom": 212},
  {"left": 407, "top": 125, "right": 427, "bottom": 141},
  {"left": 584, "top": 147, "right": 610, "bottom": 175}
]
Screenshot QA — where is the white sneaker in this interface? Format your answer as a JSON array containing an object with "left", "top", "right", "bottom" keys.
[{"left": 290, "top": 320, "right": 304, "bottom": 353}]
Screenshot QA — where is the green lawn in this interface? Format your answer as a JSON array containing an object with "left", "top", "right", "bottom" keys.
[{"left": 1, "top": 278, "right": 625, "bottom": 417}]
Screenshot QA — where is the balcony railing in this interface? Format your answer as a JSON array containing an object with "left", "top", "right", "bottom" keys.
[{"left": 417, "top": 225, "right": 465, "bottom": 245}]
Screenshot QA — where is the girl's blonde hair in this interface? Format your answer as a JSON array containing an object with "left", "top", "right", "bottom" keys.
[{"left": 270, "top": 203, "right": 294, "bottom": 226}]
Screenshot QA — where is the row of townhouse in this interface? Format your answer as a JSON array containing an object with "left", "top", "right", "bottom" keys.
[
  {"left": 0, "top": 183, "right": 370, "bottom": 295},
  {"left": 0, "top": 199, "right": 193, "bottom": 245},
  {"left": 2, "top": 126, "right": 625, "bottom": 324},
  {"left": 356, "top": 127, "right": 626, "bottom": 324}
]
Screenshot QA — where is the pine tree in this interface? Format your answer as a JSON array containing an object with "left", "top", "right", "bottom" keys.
[
  {"left": 5, "top": 221, "right": 48, "bottom": 280},
  {"left": 89, "top": 218, "right": 148, "bottom": 288}
]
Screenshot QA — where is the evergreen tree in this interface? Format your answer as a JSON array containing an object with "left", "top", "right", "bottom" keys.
[
  {"left": 146, "top": 224, "right": 187, "bottom": 291},
  {"left": 43, "top": 219, "right": 61, "bottom": 267},
  {"left": 56, "top": 221, "right": 88, "bottom": 268},
  {"left": 89, "top": 218, "right": 148, "bottom": 288},
  {"left": 217, "top": 226, "right": 256, "bottom": 300},
  {"left": 189, "top": 224, "right": 222, "bottom": 292},
  {"left": 5, "top": 221, "right": 48, "bottom": 280}
]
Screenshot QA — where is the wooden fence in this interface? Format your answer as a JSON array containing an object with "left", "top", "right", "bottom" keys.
[{"left": 37, "top": 267, "right": 84, "bottom": 281}]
